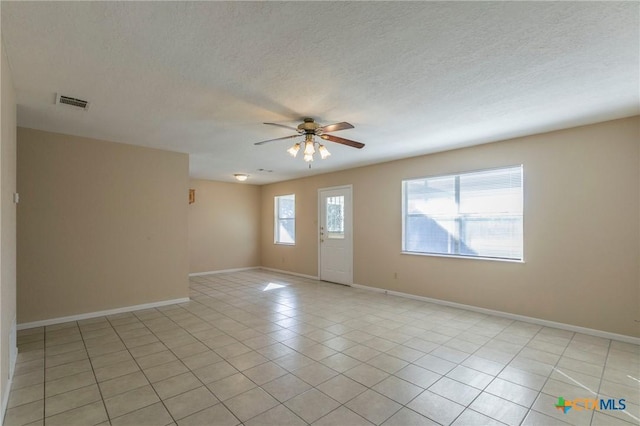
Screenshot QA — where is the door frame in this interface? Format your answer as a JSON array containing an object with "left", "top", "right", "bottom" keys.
[{"left": 317, "top": 184, "right": 353, "bottom": 285}]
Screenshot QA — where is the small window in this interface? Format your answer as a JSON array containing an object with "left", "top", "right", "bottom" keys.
[
  {"left": 403, "top": 165, "right": 523, "bottom": 261},
  {"left": 275, "top": 194, "right": 295, "bottom": 244}
]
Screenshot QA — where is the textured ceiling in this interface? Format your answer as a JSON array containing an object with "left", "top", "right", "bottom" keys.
[{"left": 1, "top": 2, "right": 638, "bottom": 184}]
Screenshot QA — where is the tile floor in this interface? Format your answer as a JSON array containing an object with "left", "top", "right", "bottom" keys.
[{"left": 4, "top": 270, "right": 639, "bottom": 426}]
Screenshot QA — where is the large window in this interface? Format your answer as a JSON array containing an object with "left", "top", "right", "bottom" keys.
[
  {"left": 275, "top": 194, "right": 295, "bottom": 244},
  {"left": 403, "top": 165, "right": 523, "bottom": 261}
]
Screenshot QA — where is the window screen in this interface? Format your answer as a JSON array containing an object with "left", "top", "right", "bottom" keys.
[
  {"left": 275, "top": 194, "right": 295, "bottom": 244},
  {"left": 403, "top": 166, "right": 523, "bottom": 260}
]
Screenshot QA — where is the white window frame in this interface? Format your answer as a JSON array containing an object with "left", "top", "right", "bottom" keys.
[
  {"left": 402, "top": 165, "right": 524, "bottom": 262},
  {"left": 274, "top": 194, "right": 295, "bottom": 245}
]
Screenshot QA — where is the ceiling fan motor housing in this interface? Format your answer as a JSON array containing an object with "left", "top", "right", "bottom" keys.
[{"left": 298, "top": 118, "right": 321, "bottom": 134}]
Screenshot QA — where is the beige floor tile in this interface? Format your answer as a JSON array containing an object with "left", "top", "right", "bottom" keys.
[
  {"left": 16, "top": 350, "right": 45, "bottom": 364},
  {"left": 366, "top": 353, "right": 408, "bottom": 374},
  {"left": 407, "top": 390, "right": 466, "bottom": 425},
  {"left": 86, "top": 341, "right": 127, "bottom": 358},
  {"left": 3, "top": 399, "right": 44, "bottom": 426},
  {"left": 323, "top": 336, "right": 358, "bottom": 352},
  {"left": 6, "top": 271, "right": 638, "bottom": 426},
  {"left": 497, "top": 366, "right": 547, "bottom": 391},
  {"left": 382, "top": 407, "right": 438, "bottom": 426},
  {"left": 285, "top": 389, "right": 340, "bottom": 423},
  {"left": 485, "top": 377, "right": 539, "bottom": 407},
  {"left": 45, "top": 371, "right": 96, "bottom": 398},
  {"left": 136, "top": 350, "right": 179, "bottom": 369},
  {"left": 13, "top": 360, "right": 44, "bottom": 378},
  {"left": 206, "top": 373, "right": 256, "bottom": 401},
  {"left": 129, "top": 342, "right": 168, "bottom": 358},
  {"left": 415, "top": 353, "right": 457, "bottom": 375},
  {"left": 164, "top": 386, "right": 219, "bottom": 420},
  {"left": 215, "top": 342, "right": 252, "bottom": 358},
  {"left": 446, "top": 365, "right": 494, "bottom": 390},
  {"left": 44, "top": 401, "right": 107, "bottom": 426},
  {"left": 394, "top": 364, "right": 439, "bottom": 388},
  {"left": 180, "top": 350, "right": 222, "bottom": 370},
  {"left": 7, "top": 382, "right": 44, "bottom": 409},
  {"left": 346, "top": 389, "right": 402, "bottom": 425},
  {"left": 144, "top": 360, "right": 189, "bottom": 383},
  {"left": 469, "top": 392, "right": 528, "bottom": 426},
  {"left": 103, "top": 384, "right": 160, "bottom": 418},
  {"left": 521, "top": 410, "right": 571, "bottom": 426},
  {"left": 591, "top": 411, "right": 638, "bottom": 426},
  {"left": 292, "top": 362, "right": 338, "bottom": 386},
  {"left": 273, "top": 352, "right": 316, "bottom": 371},
  {"left": 373, "top": 376, "right": 423, "bottom": 405},
  {"left": 224, "top": 387, "right": 280, "bottom": 422},
  {"left": 243, "top": 361, "right": 288, "bottom": 385},
  {"left": 191, "top": 360, "right": 237, "bottom": 384},
  {"left": 89, "top": 349, "right": 133, "bottom": 369},
  {"left": 298, "top": 343, "right": 338, "bottom": 361},
  {"left": 429, "top": 376, "right": 481, "bottom": 406},
  {"left": 94, "top": 359, "right": 140, "bottom": 382},
  {"left": 152, "top": 371, "right": 202, "bottom": 400},
  {"left": 343, "top": 344, "right": 382, "bottom": 362},
  {"left": 111, "top": 401, "right": 174, "bottom": 426},
  {"left": 170, "top": 342, "right": 209, "bottom": 359},
  {"left": 262, "top": 373, "right": 313, "bottom": 403},
  {"left": 343, "top": 364, "right": 389, "bottom": 387},
  {"left": 452, "top": 409, "right": 506, "bottom": 426},
  {"left": 177, "top": 403, "right": 240, "bottom": 426},
  {"left": 316, "top": 374, "right": 367, "bottom": 404},
  {"left": 386, "top": 345, "right": 425, "bottom": 362},
  {"left": 45, "top": 359, "right": 92, "bottom": 382},
  {"left": 44, "top": 384, "right": 102, "bottom": 417},
  {"left": 244, "top": 404, "right": 307, "bottom": 426},
  {"left": 314, "top": 406, "right": 374, "bottom": 426},
  {"left": 99, "top": 371, "right": 150, "bottom": 399},
  {"left": 320, "top": 353, "right": 361, "bottom": 373},
  {"left": 226, "top": 350, "right": 268, "bottom": 371},
  {"left": 45, "top": 349, "right": 88, "bottom": 369}
]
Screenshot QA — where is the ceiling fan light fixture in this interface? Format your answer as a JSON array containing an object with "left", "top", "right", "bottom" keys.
[
  {"left": 318, "top": 144, "right": 331, "bottom": 159},
  {"left": 303, "top": 153, "right": 314, "bottom": 162},
  {"left": 303, "top": 140, "right": 315, "bottom": 156},
  {"left": 287, "top": 143, "right": 300, "bottom": 157},
  {"left": 234, "top": 173, "right": 249, "bottom": 182}
]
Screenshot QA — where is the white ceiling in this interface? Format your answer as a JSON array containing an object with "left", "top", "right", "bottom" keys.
[{"left": 1, "top": 2, "right": 638, "bottom": 184}]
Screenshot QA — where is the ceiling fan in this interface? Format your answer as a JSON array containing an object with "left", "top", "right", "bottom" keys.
[{"left": 254, "top": 118, "right": 364, "bottom": 163}]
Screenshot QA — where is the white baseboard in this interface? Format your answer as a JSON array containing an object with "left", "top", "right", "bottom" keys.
[
  {"left": 1, "top": 376, "right": 12, "bottom": 426},
  {"left": 259, "top": 267, "right": 319, "bottom": 281},
  {"left": 189, "top": 267, "right": 259, "bottom": 277},
  {"left": 350, "top": 283, "right": 640, "bottom": 345},
  {"left": 9, "top": 316, "right": 17, "bottom": 378},
  {"left": 17, "top": 297, "right": 190, "bottom": 331}
]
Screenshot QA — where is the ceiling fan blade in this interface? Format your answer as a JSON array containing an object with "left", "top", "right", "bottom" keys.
[
  {"left": 264, "top": 122, "right": 301, "bottom": 132},
  {"left": 254, "top": 134, "right": 300, "bottom": 145},
  {"left": 320, "top": 134, "right": 365, "bottom": 149},
  {"left": 319, "top": 122, "right": 354, "bottom": 133}
]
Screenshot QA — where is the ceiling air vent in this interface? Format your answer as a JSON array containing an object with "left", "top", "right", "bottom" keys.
[{"left": 55, "top": 94, "right": 90, "bottom": 111}]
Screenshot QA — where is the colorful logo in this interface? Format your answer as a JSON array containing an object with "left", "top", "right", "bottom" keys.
[
  {"left": 554, "top": 396, "right": 626, "bottom": 414},
  {"left": 555, "top": 397, "right": 572, "bottom": 413}
]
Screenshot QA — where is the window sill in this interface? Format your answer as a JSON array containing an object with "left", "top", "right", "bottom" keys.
[
  {"left": 401, "top": 251, "right": 524, "bottom": 263},
  {"left": 274, "top": 242, "right": 296, "bottom": 246}
]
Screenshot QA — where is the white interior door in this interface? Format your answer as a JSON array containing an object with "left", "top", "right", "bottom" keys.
[{"left": 319, "top": 186, "right": 353, "bottom": 285}]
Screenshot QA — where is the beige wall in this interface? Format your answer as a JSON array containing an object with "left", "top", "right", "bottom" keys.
[
  {"left": 1, "top": 38, "right": 18, "bottom": 418},
  {"left": 17, "top": 128, "right": 189, "bottom": 324},
  {"left": 261, "top": 117, "right": 640, "bottom": 337},
  {"left": 189, "top": 179, "right": 261, "bottom": 273}
]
